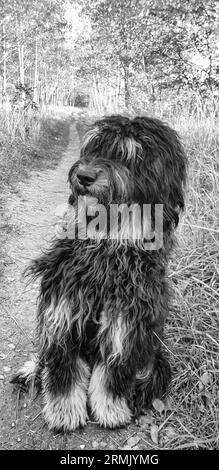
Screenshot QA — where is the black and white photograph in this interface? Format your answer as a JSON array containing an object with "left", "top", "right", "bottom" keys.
[{"left": 0, "top": 0, "right": 218, "bottom": 460}]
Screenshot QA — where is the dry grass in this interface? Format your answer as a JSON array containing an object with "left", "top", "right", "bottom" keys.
[
  {"left": 0, "top": 106, "right": 72, "bottom": 192},
  {"left": 153, "top": 98, "right": 218, "bottom": 450}
]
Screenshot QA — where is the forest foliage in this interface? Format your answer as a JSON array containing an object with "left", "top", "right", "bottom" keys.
[{"left": 0, "top": 0, "right": 218, "bottom": 111}]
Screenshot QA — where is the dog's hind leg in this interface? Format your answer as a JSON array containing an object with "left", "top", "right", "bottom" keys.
[
  {"left": 42, "top": 343, "right": 90, "bottom": 432},
  {"left": 134, "top": 350, "right": 171, "bottom": 414},
  {"left": 11, "top": 354, "right": 42, "bottom": 394}
]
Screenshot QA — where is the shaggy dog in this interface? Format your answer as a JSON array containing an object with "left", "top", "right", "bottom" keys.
[{"left": 12, "top": 115, "right": 187, "bottom": 431}]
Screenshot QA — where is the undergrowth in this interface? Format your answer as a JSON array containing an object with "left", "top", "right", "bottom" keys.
[{"left": 0, "top": 106, "right": 72, "bottom": 192}]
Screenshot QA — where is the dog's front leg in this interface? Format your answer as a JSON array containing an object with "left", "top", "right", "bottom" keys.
[
  {"left": 88, "top": 311, "right": 134, "bottom": 428},
  {"left": 31, "top": 293, "right": 90, "bottom": 432},
  {"left": 42, "top": 339, "right": 90, "bottom": 432},
  {"left": 88, "top": 361, "right": 132, "bottom": 428}
]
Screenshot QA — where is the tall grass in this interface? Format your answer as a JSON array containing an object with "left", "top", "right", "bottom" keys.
[
  {"left": 0, "top": 107, "right": 40, "bottom": 143},
  {"left": 163, "top": 99, "right": 218, "bottom": 450},
  {"left": 0, "top": 105, "right": 72, "bottom": 191}
]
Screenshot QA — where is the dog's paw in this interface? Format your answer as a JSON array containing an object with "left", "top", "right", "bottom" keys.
[
  {"left": 42, "top": 361, "right": 90, "bottom": 432},
  {"left": 89, "top": 364, "right": 132, "bottom": 428},
  {"left": 43, "top": 391, "right": 88, "bottom": 432},
  {"left": 91, "top": 393, "right": 132, "bottom": 428}
]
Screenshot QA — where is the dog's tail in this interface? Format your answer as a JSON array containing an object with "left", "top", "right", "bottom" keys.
[
  {"left": 134, "top": 352, "right": 171, "bottom": 414},
  {"left": 150, "top": 352, "right": 171, "bottom": 398},
  {"left": 11, "top": 355, "right": 41, "bottom": 393}
]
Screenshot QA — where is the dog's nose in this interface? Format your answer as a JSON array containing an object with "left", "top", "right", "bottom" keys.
[{"left": 77, "top": 169, "right": 97, "bottom": 186}]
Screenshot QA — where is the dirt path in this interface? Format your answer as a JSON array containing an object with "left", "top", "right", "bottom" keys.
[{"left": 0, "top": 123, "right": 140, "bottom": 451}]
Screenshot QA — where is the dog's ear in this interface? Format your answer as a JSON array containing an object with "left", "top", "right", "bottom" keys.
[
  {"left": 132, "top": 117, "right": 187, "bottom": 229},
  {"left": 68, "top": 163, "right": 79, "bottom": 203},
  {"left": 68, "top": 194, "right": 75, "bottom": 206},
  {"left": 68, "top": 165, "right": 75, "bottom": 194}
]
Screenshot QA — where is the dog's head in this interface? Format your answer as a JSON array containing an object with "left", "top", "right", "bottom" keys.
[{"left": 68, "top": 115, "right": 187, "bottom": 233}]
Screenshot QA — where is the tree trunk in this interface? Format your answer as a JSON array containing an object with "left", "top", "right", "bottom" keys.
[
  {"left": 92, "top": 74, "right": 102, "bottom": 114},
  {"left": 116, "top": 58, "right": 121, "bottom": 110},
  {"left": 2, "top": 22, "right": 7, "bottom": 104},
  {"left": 124, "top": 68, "right": 130, "bottom": 108},
  {"left": 20, "top": 45, "right": 24, "bottom": 85},
  {"left": 122, "top": 60, "right": 130, "bottom": 108},
  {"left": 44, "top": 67, "right": 48, "bottom": 104},
  {"left": 16, "top": 16, "right": 25, "bottom": 104},
  {"left": 33, "top": 37, "right": 38, "bottom": 103}
]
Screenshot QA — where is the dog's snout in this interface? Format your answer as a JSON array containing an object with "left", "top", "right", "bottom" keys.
[{"left": 77, "top": 169, "right": 97, "bottom": 186}]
